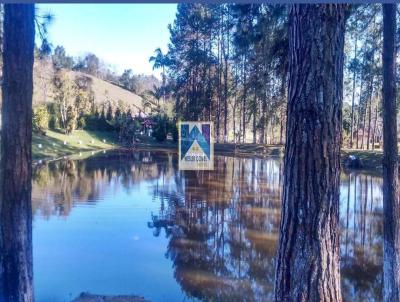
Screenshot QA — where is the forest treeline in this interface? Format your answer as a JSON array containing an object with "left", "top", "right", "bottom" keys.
[
  {"left": 149, "top": 3, "right": 400, "bottom": 147},
  {"left": 27, "top": 4, "right": 400, "bottom": 149}
]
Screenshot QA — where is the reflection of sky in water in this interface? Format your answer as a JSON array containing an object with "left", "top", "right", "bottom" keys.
[
  {"left": 33, "top": 180, "right": 184, "bottom": 302},
  {"left": 31, "top": 151, "right": 383, "bottom": 302}
]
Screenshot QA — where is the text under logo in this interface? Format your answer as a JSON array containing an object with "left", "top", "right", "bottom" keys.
[{"left": 179, "top": 122, "right": 214, "bottom": 170}]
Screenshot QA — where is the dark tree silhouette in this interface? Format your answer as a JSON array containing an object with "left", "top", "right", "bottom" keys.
[
  {"left": 0, "top": 4, "right": 35, "bottom": 302},
  {"left": 274, "top": 4, "right": 346, "bottom": 301},
  {"left": 382, "top": 3, "right": 399, "bottom": 302}
]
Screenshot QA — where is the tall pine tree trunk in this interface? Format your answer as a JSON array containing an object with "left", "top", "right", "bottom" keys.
[
  {"left": 349, "top": 36, "right": 357, "bottom": 148},
  {"left": 356, "top": 78, "right": 364, "bottom": 149},
  {"left": 279, "top": 105, "right": 284, "bottom": 145},
  {"left": 372, "top": 105, "right": 378, "bottom": 150},
  {"left": 382, "top": 4, "right": 399, "bottom": 301},
  {"left": 0, "top": 4, "right": 35, "bottom": 302},
  {"left": 242, "top": 56, "right": 247, "bottom": 143},
  {"left": 361, "top": 100, "right": 367, "bottom": 149},
  {"left": 366, "top": 93, "right": 372, "bottom": 150},
  {"left": 252, "top": 94, "right": 257, "bottom": 144},
  {"left": 223, "top": 5, "right": 229, "bottom": 143},
  {"left": 274, "top": 4, "right": 345, "bottom": 301},
  {"left": 261, "top": 95, "right": 266, "bottom": 144}
]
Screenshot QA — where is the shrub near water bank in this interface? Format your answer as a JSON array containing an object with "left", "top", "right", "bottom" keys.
[
  {"left": 151, "top": 114, "right": 178, "bottom": 142},
  {"left": 33, "top": 105, "right": 50, "bottom": 134}
]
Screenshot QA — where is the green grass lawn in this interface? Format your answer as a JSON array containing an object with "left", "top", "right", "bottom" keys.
[
  {"left": 215, "top": 142, "right": 284, "bottom": 157},
  {"left": 32, "top": 129, "right": 118, "bottom": 160}
]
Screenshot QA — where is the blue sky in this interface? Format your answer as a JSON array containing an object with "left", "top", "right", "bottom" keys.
[{"left": 36, "top": 4, "right": 177, "bottom": 77}]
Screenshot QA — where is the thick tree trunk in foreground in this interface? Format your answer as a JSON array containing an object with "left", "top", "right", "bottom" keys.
[
  {"left": 274, "top": 4, "right": 345, "bottom": 302},
  {"left": 0, "top": 4, "right": 35, "bottom": 302},
  {"left": 382, "top": 4, "right": 399, "bottom": 302}
]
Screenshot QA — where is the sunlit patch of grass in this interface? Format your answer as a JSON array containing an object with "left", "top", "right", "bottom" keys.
[{"left": 32, "top": 129, "right": 118, "bottom": 160}]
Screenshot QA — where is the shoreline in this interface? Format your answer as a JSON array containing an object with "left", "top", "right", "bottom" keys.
[{"left": 33, "top": 140, "right": 385, "bottom": 174}]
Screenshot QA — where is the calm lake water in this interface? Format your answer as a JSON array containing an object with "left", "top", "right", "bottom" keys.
[{"left": 32, "top": 151, "right": 383, "bottom": 302}]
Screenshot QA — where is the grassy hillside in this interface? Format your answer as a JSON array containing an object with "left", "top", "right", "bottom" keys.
[
  {"left": 33, "top": 58, "right": 156, "bottom": 115},
  {"left": 32, "top": 129, "right": 118, "bottom": 160}
]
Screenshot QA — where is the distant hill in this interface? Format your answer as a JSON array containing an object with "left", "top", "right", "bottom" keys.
[{"left": 33, "top": 58, "right": 156, "bottom": 115}]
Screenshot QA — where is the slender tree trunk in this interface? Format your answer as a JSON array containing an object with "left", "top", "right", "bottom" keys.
[
  {"left": 162, "top": 65, "right": 166, "bottom": 104},
  {"left": 356, "top": 101, "right": 361, "bottom": 149},
  {"left": 252, "top": 94, "right": 257, "bottom": 144},
  {"left": 274, "top": 5, "right": 345, "bottom": 301},
  {"left": 280, "top": 105, "right": 284, "bottom": 145},
  {"left": 242, "top": 57, "right": 247, "bottom": 143},
  {"left": 0, "top": 4, "right": 35, "bottom": 302},
  {"left": 361, "top": 100, "right": 366, "bottom": 149},
  {"left": 223, "top": 6, "right": 229, "bottom": 143},
  {"left": 372, "top": 104, "right": 378, "bottom": 150},
  {"left": 261, "top": 94, "right": 266, "bottom": 144},
  {"left": 270, "top": 116, "right": 275, "bottom": 145},
  {"left": 367, "top": 93, "right": 372, "bottom": 150},
  {"left": 349, "top": 36, "right": 357, "bottom": 148},
  {"left": 232, "top": 65, "right": 238, "bottom": 142},
  {"left": 238, "top": 95, "right": 242, "bottom": 143},
  {"left": 356, "top": 78, "right": 363, "bottom": 150},
  {"left": 216, "top": 16, "right": 222, "bottom": 143},
  {"left": 232, "top": 102, "right": 236, "bottom": 143},
  {"left": 382, "top": 4, "right": 400, "bottom": 302}
]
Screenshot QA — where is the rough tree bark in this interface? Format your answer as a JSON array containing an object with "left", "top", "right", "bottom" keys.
[
  {"left": 274, "top": 4, "right": 345, "bottom": 302},
  {"left": 382, "top": 4, "right": 399, "bottom": 302},
  {"left": 0, "top": 4, "right": 35, "bottom": 302}
]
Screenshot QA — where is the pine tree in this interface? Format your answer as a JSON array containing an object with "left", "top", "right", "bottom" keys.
[
  {"left": 274, "top": 5, "right": 346, "bottom": 301},
  {"left": 382, "top": 4, "right": 399, "bottom": 301},
  {"left": 0, "top": 4, "right": 35, "bottom": 302}
]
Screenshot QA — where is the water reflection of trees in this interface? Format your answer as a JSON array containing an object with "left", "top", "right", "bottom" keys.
[
  {"left": 340, "top": 172, "right": 383, "bottom": 302},
  {"left": 32, "top": 151, "right": 384, "bottom": 301},
  {"left": 149, "top": 156, "right": 384, "bottom": 302},
  {"left": 32, "top": 151, "right": 176, "bottom": 218},
  {"left": 149, "top": 157, "right": 282, "bottom": 302}
]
